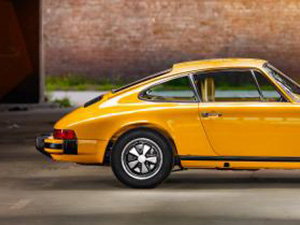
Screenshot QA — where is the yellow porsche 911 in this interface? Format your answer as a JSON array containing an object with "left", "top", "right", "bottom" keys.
[{"left": 36, "top": 58, "right": 300, "bottom": 188}]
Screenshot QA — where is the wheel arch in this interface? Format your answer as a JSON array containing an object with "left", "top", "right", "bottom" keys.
[{"left": 103, "top": 123, "right": 178, "bottom": 165}]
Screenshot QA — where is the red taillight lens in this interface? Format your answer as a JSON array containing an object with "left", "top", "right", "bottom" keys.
[{"left": 54, "top": 129, "right": 77, "bottom": 140}]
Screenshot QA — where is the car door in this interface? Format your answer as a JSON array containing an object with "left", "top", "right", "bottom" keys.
[{"left": 194, "top": 68, "right": 300, "bottom": 157}]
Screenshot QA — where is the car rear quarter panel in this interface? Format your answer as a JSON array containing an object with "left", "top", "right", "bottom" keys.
[{"left": 55, "top": 91, "right": 215, "bottom": 158}]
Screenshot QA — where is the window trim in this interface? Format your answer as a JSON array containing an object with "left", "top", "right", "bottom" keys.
[
  {"left": 252, "top": 68, "right": 289, "bottom": 102},
  {"left": 191, "top": 67, "right": 289, "bottom": 103},
  {"left": 263, "top": 63, "right": 299, "bottom": 102},
  {"left": 112, "top": 68, "right": 172, "bottom": 94},
  {"left": 250, "top": 69, "right": 264, "bottom": 101},
  {"left": 265, "top": 63, "right": 300, "bottom": 90},
  {"left": 189, "top": 73, "right": 201, "bottom": 102},
  {"left": 138, "top": 74, "right": 200, "bottom": 103}
]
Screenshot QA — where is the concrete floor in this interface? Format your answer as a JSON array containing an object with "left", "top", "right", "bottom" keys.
[{"left": 1, "top": 108, "right": 300, "bottom": 225}]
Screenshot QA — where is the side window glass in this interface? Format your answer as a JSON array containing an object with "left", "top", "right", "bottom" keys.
[
  {"left": 141, "top": 76, "right": 196, "bottom": 102},
  {"left": 194, "top": 70, "right": 261, "bottom": 102},
  {"left": 254, "top": 71, "right": 282, "bottom": 102}
]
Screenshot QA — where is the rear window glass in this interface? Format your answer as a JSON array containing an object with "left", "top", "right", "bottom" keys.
[
  {"left": 111, "top": 69, "right": 171, "bottom": 93},
  {"left": 140, "top": 76, "right": 197, "bottom": 102}
]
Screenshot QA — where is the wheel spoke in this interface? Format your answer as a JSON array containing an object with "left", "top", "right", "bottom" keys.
[
  {"left": 128, "top": 160, "right": 139, "bottom": 169},
  {"left": 142, "top": 144, "right": 151, "bottom": 156},
  {"left": 122, "top": 138, "right": 162, "bottom": 179},
  {"left": 146, "top": 156, "right": 157, "bottom": 164},
  {"left": 136, "top": 143, "right": 143, "bottom": 151},
  {"left": 141, "top": 162, "right": 149, "bottom": 174},
  {"left": 149, "top": 164, "right": 155, "bottom": 170},
  {"left": 129, "top": 147, "right": 139, "bottom": 157},
  {"left": 134, "top": 167, "right": 141, "bottom": 173}
]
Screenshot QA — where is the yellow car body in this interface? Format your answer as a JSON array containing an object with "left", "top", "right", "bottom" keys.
[{"left": 36, "top": 58, "right": 300, "bottom": 187}]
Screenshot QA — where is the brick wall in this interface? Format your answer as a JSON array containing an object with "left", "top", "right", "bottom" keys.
[{"left": 44, "top": 0, "right": 300, "bottom": 81}]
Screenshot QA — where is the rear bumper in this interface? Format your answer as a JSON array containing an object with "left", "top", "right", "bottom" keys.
[
  {"left": 35, "top": 134, "right": 52, "bottom": 158},
  {"left": 35, "top": 134, "right": 108, "bottom": 164},
  {"left": 36, "top": 134, "right": 77, "bottom": 156}
]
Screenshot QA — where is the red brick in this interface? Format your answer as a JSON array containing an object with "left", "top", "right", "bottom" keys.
[{"left": 43, "top": 0, "right": 300, "bottom": 81}]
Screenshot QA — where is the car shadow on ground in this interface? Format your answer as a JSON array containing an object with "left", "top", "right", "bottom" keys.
[
  {"left": 164, "top": 176, "right": 300, "bottom": 190},
  {"left": 10, "top": 171, "right": 300, "bottom": 191}
]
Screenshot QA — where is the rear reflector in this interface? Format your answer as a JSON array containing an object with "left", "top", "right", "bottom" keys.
[{"left": 54, "top": 129, "right": 77, "bottom": 140}]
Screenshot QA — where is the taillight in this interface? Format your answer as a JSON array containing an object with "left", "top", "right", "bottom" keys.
[{"left": 54, "top": 129, "right": 77, "bottom": 140}]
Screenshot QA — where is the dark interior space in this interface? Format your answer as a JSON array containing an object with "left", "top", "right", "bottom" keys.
[{"left": 0, "top": 0, "right": 41, "bottom": 103}]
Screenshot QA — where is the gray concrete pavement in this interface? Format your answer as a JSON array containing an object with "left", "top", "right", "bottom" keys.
[{"left": 1, "top": 108, "right": 300, "bottom": 225}]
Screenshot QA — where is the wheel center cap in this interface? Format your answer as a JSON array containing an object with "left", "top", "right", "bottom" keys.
[{"left": 138, "top": 155, "right": 146, "bottom": 163}]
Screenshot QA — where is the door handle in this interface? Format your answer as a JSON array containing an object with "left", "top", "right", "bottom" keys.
[{"left": 201, "top": 112, "right": 223, "bottom": 118}]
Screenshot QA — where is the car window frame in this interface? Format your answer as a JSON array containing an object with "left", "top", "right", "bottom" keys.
[
  {"left": 251, "top": 68, "right": 289, "bottom": 102},
  {"left": 191, "top": 67, "right": 289, "bottom": 103},
  {"left": 112, "top": 68, "right": 172, "bottom": 94},
  {"left": 139, "top": 74, "right": 200, "bottom": 103},
  {"left": 263, "top": 63, "right": 300, "bottom": 102}
]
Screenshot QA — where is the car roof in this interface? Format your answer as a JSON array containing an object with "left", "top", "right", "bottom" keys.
[
  {"left": 171, "top": 58, "right": 267, "bottom": 75},
  {"left": 110, "top": 58, "right": 268, "bottom": 95}
]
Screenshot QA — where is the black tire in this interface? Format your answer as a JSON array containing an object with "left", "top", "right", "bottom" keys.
[{"left": 111, "top": 129, "right": 174, "bottom": 188}]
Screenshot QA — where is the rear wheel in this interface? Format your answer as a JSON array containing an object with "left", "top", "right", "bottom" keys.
[{"left": 111, "top": 130, "right": 174, "bottom": 188}]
